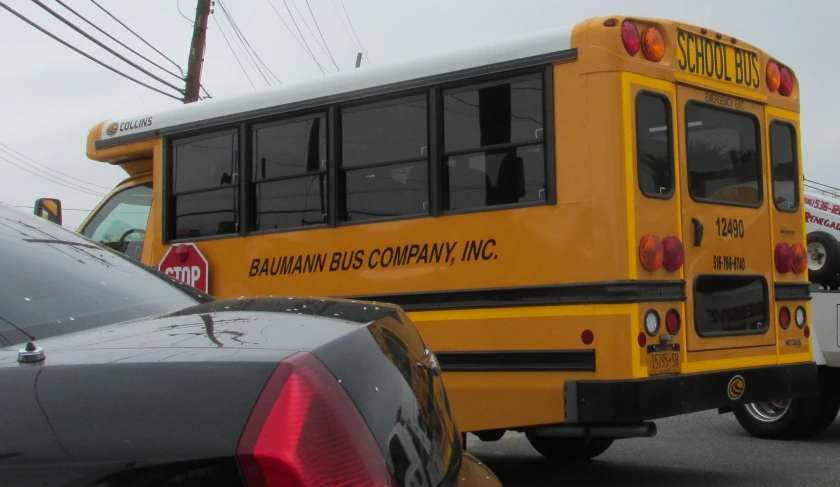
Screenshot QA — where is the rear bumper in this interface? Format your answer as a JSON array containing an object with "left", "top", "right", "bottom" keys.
[{"left": 564, "top": 362, "right": 818, "bottom": 423}]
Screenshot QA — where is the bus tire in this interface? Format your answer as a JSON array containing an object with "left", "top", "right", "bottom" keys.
[
  {"left": 524, "top": 431, "right": 613, "bottom": 462},
  {"left": 807, "top": 232, "right": 840, "bottom": 285}
]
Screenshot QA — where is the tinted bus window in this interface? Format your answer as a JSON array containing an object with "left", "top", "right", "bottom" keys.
[
  {"left": 635, "top": 93, "right": 674, "bottom": 198},
  {"left": 442, "top": 76, "right": 546, "bottom": 211},
  {"left": 770, "top": 122, "right": 799, "bottom": 211},
  {"left": 686, "top": 104, "right": 761, "bottom": 206},
  {"left": 340, "top": 96, "right": 429, "bottom": 222},
  {"left": 171, "top": 131, "right": 239, "bottom": 239},
  {"left": 252, "top": 115, "right": 327, "bottom": 230}
]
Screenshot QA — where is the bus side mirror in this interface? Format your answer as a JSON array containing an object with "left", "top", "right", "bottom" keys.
[{"left": 34, "top": 198, "right": 63, "bottom": 226}]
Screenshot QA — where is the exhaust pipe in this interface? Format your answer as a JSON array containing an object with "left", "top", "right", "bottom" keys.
[{"left": 531, "top": 422, "right": 657, "bottom": 439}]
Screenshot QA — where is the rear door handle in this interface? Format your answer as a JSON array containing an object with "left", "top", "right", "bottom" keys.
[{"left": 691, "top": 218, "right": 704, "bottom": 247}]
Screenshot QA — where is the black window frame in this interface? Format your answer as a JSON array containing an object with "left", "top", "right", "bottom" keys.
[
  {"left": 249, "top": 111, "right": 330, "bottom": 235},
  {"left": 337, "top": 92, "right": 431, "bottom": 225},
  {"left": 439, "top": 69, "right": 554, "bottom": 216},
  {"left": 162, "top": 64, "right": 559, "bottom": 241},
  {"left": 684, "top": 101, "right": 764, "bottom": 209},
  {"left": 769, "top": 120, "right": 800, "bottom": 213},
  {"left": 165, "top": 127, "right": 242, "bottom": 243},
  {"left": 635, "top": 91, "right": 675, "bottom": 200}
]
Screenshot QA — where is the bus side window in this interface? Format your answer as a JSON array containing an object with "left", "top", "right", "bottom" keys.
[
  {"left": 635, "top": 92, "right": 674, "bottom": 199},
  {"left": 340, "top": 95, "right": 429, "bottom": 222},
  {"left": 252, "top": 114, "right": 328, "bottom": 231},
  {"left": 442, "top": 75, "right": 544, "bottom": 211},
  {"left": 80, "top": 183, "right": 153, "bottom": 260},
  {"left": 170, "top": 130, "right": 239, "bottom": 239}
]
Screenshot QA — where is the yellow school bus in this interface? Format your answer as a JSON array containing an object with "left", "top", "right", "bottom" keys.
[{"left": 74, "top": 15, "right": 818, "bottom": 459}]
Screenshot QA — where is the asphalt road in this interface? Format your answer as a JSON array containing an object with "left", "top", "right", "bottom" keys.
[{"left": 468, "top": 411, "right": 840, "bottom": 486}]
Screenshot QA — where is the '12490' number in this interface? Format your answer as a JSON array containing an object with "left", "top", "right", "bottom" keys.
[{"left": 716, "top": 217, "right": 744, "bottom": 238}]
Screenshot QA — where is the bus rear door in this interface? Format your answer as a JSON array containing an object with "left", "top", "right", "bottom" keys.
[{"left": 677, "top": 85, "right": 775, "bottom": 353}]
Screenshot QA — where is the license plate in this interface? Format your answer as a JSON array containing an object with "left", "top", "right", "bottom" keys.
[
  {"left": 647, "top": 344, "right": 681, "bottom": 376},
  {"left": 676, "top": 28, "right": 761, "bottom": 90}
]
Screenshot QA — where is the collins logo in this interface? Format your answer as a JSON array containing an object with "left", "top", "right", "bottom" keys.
[
  {"left": 727, "top": 375, "right": 746, "bottom": 400},
  {"left": 106, "top": 123, "right": 119, "bottom": 136}
]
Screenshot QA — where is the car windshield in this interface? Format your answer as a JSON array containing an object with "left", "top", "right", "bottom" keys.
[{"left": 0, "top": 206, "right": 208, "bottom": 346}]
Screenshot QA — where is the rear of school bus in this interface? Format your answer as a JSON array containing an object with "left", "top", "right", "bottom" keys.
[
  {"left": 563, "top": 16, "right": 817, "bottom": 439},
  {"left": 79, "top": 15, "right": 817, "bottom": 460}
]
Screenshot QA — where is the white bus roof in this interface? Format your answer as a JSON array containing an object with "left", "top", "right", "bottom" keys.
[{"left": 97, "top": 25, "right": 575, "bottom": 146}]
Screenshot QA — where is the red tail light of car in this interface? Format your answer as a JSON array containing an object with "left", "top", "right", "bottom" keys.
[{"left": 237, "top": 352, "right": 394, "bottom": 487}]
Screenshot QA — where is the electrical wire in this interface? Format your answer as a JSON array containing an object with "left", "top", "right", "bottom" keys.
[
  {"left": 89, "top": 0, "right": 185, "bottom": 75},
  {"left": 339, "top": 0, "right": 370, "bottom": 63},
  {"left": 214, "top": 6, "right": 268, "bottom": 86},
  {"left": 330, "top": 0, "right": 360, "bottom": 53},
  {"left": 210, "top": 13, "right": 256, "bottom": 89},
  {"left": 0, "top": 142, "right": 112, "bottom": 191},
  {"left": 281, "top": 0, "right": 327, "bottom": 74},
  {"left": 53, "top": 0, "right": 184, "bottom": 82},
  {"left": 217, "top": 0, "right": 281, "bottom": 84},
  {"left": 216, "top": 0, "right": 277, "bottom": 85},
  {"left": 176, "top": 0, "right": 194, "bottom": 24},
  {"left": 303, "top": 0, "right": 340, "bottom": 70},
  {"left": 264, "top": 0, "right": 327, "bottom": 74},
  {"left": 290, "top": 0, "right": 339, "bottom": 70},
  {"left": 0, "top": 2, "right": 182, "bottom": 101},
  {"left": 31, "top": 0, "right": 185, "bottom": 94},
  {"left": 0, "top": 153, "right": 106, "bottom": 197}
]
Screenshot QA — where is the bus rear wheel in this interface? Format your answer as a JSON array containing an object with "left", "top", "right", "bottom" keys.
[{"left": 524, "top": 431, "right": 613, "bottom": 462}]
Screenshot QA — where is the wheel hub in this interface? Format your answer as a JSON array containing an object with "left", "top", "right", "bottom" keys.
[
  {"left": 743, "top": 399, "right": 792, "bottom": 423},
  {"left": 808, "top": 242, "right": 827, "bottom": 271}
]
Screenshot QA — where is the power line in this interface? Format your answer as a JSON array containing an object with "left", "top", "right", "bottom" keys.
[
  {"left": 265, "top": 0, "right": 327, "bottom": 74},
  {"left": 0, "top": 2, "right": 182, "bottom": 101},
  {"left": 330, "top": 0, "right": 360, "bottom": 53},
  {"left": 210, "top": 13, "right": 256, "bottom": 89},
  {"left": 339, "top": 0, "right": 370, "bottom": 63},
  {"left": 214, "top": 6, "right": 268, "bottom": 86},
  {"left": 53, "top": 0, "right": 184, "bottom": 82},
  {"left": 303, "top": 0, "right": 340, "bottom": 70},
  {"left": 89, "top": 0, "right": 185, "bottom": 75},
  {"left": 219, "top": 1, "right": 282, "bottom": 84},
  {"left": 281, "top": 0, "right": 328, "bottom": 74},
  {"left": 176, "top": 0, "right": 194, "bottom": 24},
  {"left": 31, "top": 0, "right": 185, "bottom": 95},
  {"left": 290, "top": 0, "right": 339, "bottom": 70},
  {"left": 0, "top": 142, "right": 112, "bottom": 191},
  {"left": 216, "top": 0, "right": 276, "bottom": 86},
  {"left": 0, "top": 153, "right": 106, "bottom": 197}
]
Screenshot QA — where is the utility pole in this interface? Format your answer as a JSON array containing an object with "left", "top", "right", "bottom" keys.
[{"left": 184, "top": 0, "right": 212, "bottom": 103}]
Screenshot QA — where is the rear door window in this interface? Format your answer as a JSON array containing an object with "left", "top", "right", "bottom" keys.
[
  {"left": 770, "top": 122, "right": 799, "bottom": 211},
  {"left": 686, "top": 104, "right": 762, "bottom": 206},
  {"left": 694, "top": 275, "right": 769, "bottom": 336},
  {"left": 636, "top": 92, "right": 674, "bottom": 198}
]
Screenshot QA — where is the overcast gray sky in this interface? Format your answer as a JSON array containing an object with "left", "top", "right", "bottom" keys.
[{"left": 1, "top": 0, "right": 836, "bottom": 228}]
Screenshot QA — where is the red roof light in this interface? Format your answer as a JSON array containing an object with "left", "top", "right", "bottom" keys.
[{"left": 621, "top": 21, "right": 641, "bottom": 56}]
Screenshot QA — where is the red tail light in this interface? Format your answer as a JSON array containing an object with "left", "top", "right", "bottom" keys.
[
  {"left": 665, "top": 309, "right": 681, "bottom": 335},
  {"left": 792, "top": 243, "right": 807, "bottom": 274},
  {"left": 779, "top": 306, "right": 791, "bottom": 330},
  {"left": 778, "top": 67, "right": 793, "bottom": 97},
  {"left": 662, "top": 236, "right": 684, "bottom": 272},
  {"left": 621, "top": 20, "right": 641, "bottom": 56},
  {"left": 639, "top": 234, "right": 664, "bottom": 272},
  {"left": 237, "top": 352, "right": 393, "bottom": 487},
  {"left": 774, "top": 243, "right": 793, "bottom": 273}
]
